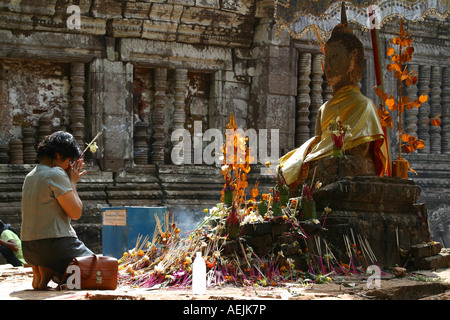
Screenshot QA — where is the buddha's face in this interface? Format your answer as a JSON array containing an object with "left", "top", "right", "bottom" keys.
[{"left": 324, "top": 41, "right": 355, "bottom": 87}]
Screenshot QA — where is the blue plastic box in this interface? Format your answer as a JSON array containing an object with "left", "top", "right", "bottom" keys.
[{"left": 102, "top": 206, "right": 167, "bottom": 259}]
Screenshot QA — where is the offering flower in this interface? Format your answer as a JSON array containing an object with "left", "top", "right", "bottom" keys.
[
  {"left": 220, "top": 114, "right": 252, "bottom": 207},
  {"left": 225, "top": 205, "right": 240, "bottom": 240},
  {"left": 302, "top": 180, "right": 321, "bottom": 202},
  {"left": 78, "top": 130, "right": 103, "bottom": 159},
  {"left": 327, "top": 116, "right": 351, "bottom": 157}
]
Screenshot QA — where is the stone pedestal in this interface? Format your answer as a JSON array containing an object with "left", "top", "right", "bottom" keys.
[
  {"left": 313, "top": 176, "right": 430, "bottom": 268},
  {"left": 222, "top": 155, "right": 433, "bottom": 270}
]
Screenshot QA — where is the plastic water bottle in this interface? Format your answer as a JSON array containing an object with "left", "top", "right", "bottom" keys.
[{"left": 192, "top": 251, "right": 206, "bottom": 294}]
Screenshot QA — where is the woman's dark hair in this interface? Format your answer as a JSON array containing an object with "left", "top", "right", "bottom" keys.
[{"left": 36, "top": 131, "right": 81, "bottom": 161}]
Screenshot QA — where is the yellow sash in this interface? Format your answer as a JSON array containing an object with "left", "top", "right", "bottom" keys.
[{"left": 279, "top": 85, "right": 388, "bottom": 185}]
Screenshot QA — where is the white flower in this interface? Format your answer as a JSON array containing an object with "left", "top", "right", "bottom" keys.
[
  {"left": 286, "top": 258, "right": 294, "bottom": 268},
  {"left": 242, "top": 211, "right": 264, "bottom": 224},
  {"left": 154, "top": 262, "right": 165, "bottom": 274}
]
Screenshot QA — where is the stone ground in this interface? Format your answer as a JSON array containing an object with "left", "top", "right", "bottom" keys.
[{"left": 0, "top": 264, "right": 449, "bottom": 301}]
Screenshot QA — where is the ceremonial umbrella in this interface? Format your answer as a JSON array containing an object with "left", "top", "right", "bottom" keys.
[{"left": 274, "top": 0, "right": 449, "bottom": 176}]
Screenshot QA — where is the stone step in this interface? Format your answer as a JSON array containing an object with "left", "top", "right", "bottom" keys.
[
  {"left": 410, "top": 241, "right": 443, "bottom": 258},
  {"left": 413, "top": 252, "right": 450, "bottom": 270}
]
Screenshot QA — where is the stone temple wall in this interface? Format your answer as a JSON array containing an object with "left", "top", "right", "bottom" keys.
[{"left": 0, "top": 0, "right": 448, "bottom": 253}]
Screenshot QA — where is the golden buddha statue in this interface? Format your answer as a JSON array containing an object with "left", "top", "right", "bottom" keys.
[{"left": 278, "top": 8, "right": 388, "bottom": 188}]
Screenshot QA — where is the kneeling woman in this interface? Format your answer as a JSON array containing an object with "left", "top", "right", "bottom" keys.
[{"left": 21, "top": 131, "right": 93, "bottom": 290}]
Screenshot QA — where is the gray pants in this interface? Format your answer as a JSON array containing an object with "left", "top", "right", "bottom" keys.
[{"left": 22, "top": 237, "right": 93, "bottom": 276}]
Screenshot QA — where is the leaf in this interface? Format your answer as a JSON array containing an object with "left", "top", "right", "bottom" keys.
[
  {"left": 401, "top": 38, "right": 412, "bottom": 47},
  {"left": 375, "top": 87, "right": 383, "bottom": 97},
  {"left": 408, "top": 135, "right": 417, "bottom": 144},
  {"left": 386, "top": 98, "right": 396, "bottom": 110},
  {"left": 431, "top": 118, "right": 441, "bottom": 126},
  {"left": 413, "top": 99, "right": 422, "bottom": 108},
  {"left": 393, "top": 37, "right": 401, "bottom": 45},
  {"left": 401, "top": 133, "right": 410, "bottom": 143},
  {"left": 405, "top": 102, "right": 414, "bottom": 110},
  {"left": 405, "top": 46, "right": 414, "bottom": 56},
  {"left": 415, "top": 140, "right": 425, "bottom": 150},
  {"left": 387, "top": 47, "right": 395, "bottom": 56},
  {"left": 405, "top": 77, "right": 412, "bottom": 87},
  {"left": 402, "top": 145, "right": 414, "bottom": 154},
  {"left": 402, "top": 96, "right": 410, "bottom": 104},
  {"left": 378, "top": 109, "right": 393, "bottom": 130},
  {"left": 401, "top": 69, "right": 409, "bottom": 81},
  {"left": 419, "top": 95, "right": 428, "bottom": 103},
  {"left": 401, "top": 53, "right": 410, "bottom": 64}
]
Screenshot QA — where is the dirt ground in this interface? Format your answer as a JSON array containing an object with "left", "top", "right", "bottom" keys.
[{"left": 0, "top": 264, "right": 448, "bottom": 301}]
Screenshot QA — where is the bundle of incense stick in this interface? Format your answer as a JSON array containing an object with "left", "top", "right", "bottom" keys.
[{"left": 78, "top": 130, "right": 103, "bottom": 160}]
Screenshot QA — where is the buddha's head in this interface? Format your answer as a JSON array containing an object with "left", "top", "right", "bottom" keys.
[{"left": 324, "top": 4, "right": 364, "bottom": 91}]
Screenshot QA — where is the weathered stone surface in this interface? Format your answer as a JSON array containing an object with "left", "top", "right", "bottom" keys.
[
  {"left": 429, "top": 205, "right": 450, "bottom": 248},
  {"left": 413, "top": 253, "right": 450, "bottom": 270},
  {"left": 405, "top": 154, "right": 450, "bottom": 211},
  {"left": 149, "top": 4, "right": 184, "bottom": 23},
  {"left": 410, "top": 241, "right": 443, "bottom": 258},
  {"left": 112, "top": 19, "right": 143, "bottom": 38},
  {"left": 88, "top": 59, "right": 134, "bottom": 172},
  {"left": 367, "top": 281, "right": 450, "bottom": 300},
  {"left": 90, "top": 0, "right": 123, "bottom": 19},
  {"left": 118, "top": 38, "right": 233, "bottom": 70},
  {"left": 124, "top": 2, "right": 151, "bottom": 19},
  {"left": 319, "top": 209, "right": 431, "bottom": 268},
  {"left": 4, "top": 0, "right": 57, "bottom": 16},
  {"left": 0, "top": 29, "right": 104, "bottom": 61},
  {"left": 313, "top": 176, "right": 421, "bottom": 214}
]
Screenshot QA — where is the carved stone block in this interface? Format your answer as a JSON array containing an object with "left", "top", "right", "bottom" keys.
[
  {"left": 124, "top": 2, "right": 151, "bottom": 19},
  {"left": 90, "top": 0, "right": 123, "bottom": 19}
]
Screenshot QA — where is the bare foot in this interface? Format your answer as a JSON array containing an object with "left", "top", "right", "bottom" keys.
[
  {"left": 31, "top": 266, "right": 41, "bottom": 290},
  {"left": 37, "top": 266, "right": 57, "bottom": 290}
]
